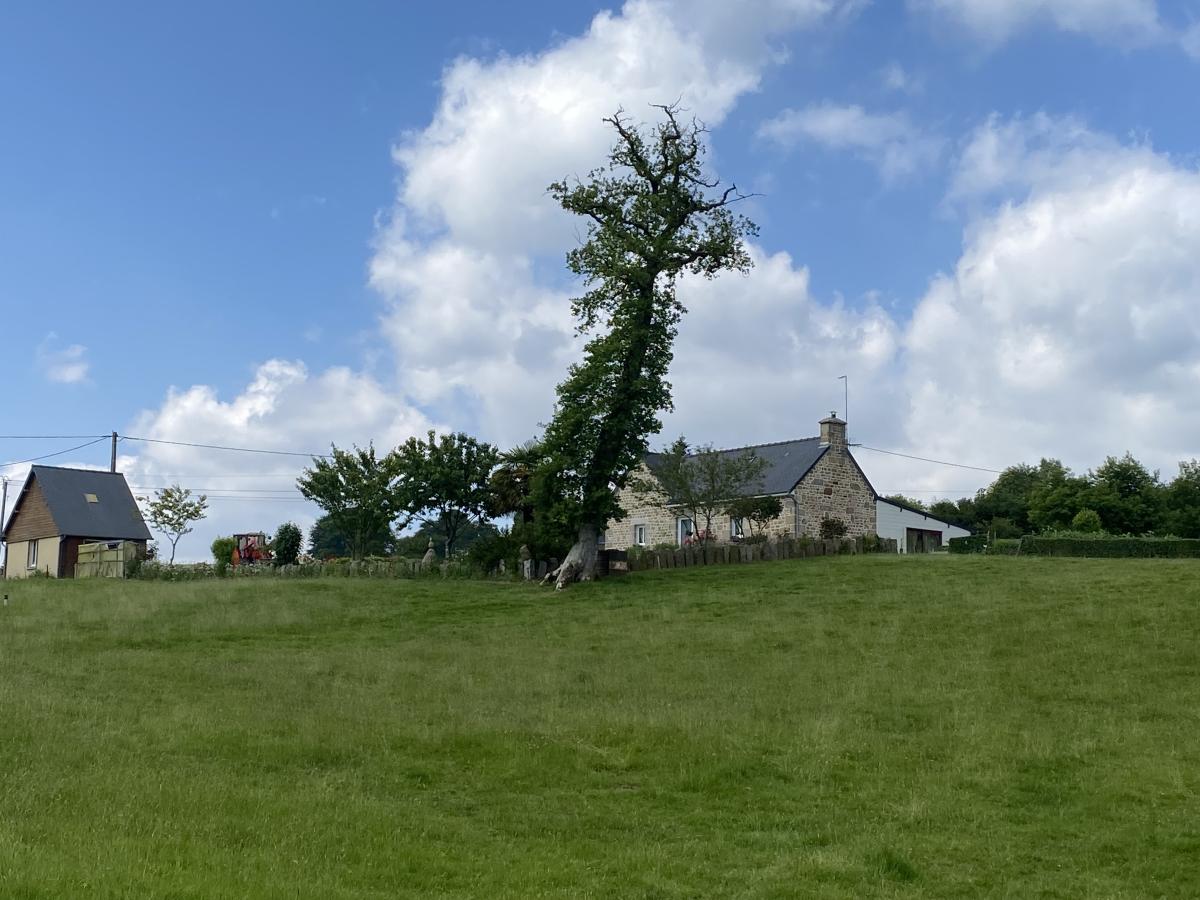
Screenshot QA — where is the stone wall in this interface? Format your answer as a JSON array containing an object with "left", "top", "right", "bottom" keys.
[{"left": 790, "top": 447, "right": 877, "bottom": 538}]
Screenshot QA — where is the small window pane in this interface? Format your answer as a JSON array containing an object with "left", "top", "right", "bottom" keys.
[{"left": 28, "top": 540, "right": 38, "bottom": 568}]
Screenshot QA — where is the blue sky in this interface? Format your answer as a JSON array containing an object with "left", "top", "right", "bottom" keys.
[{"left": 4, "top": 0, "right": 1200, "bottom": 558}]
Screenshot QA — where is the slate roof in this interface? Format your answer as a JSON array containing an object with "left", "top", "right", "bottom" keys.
[
  {"left": 645, "top": 437, "right": 830, "bottom": 496},
  {"left": 5, "top": 466, "right": 152, "bottom": 541}
]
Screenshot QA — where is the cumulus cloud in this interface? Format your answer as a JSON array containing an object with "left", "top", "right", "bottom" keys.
[
  {"left": 898, "top": 115, "right": 1200, "bottom": 494},
  {"left": 36, "top": 334, "right": 89, "bottom": 384},
  {"left": 909, "top": 0, "right": 1165, "bottom": 45},
  {"left": 758, "top": 102, "right": 943, "bottom": 181},
  {"left": 123, "top": 360, "right": 437, "bottom": 561}
]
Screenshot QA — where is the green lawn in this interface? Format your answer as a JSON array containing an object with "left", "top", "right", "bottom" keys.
[{"left": 1, "top": 556, "right": 1198, "bottom": 898}]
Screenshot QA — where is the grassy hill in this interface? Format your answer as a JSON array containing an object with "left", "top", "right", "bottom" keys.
[{"left": 1, "top": 556, "right": 1198, "bottom": 898}]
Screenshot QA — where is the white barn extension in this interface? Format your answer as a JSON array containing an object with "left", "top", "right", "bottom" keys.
[{"left": 875, "top": 498, "right": 970, "bottom": 554}]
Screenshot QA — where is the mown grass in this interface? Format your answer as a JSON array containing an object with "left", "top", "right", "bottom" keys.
[{"left": 0, "top": 556, "right": 1197, "bottom": 898}]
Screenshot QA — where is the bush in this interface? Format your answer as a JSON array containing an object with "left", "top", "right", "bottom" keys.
[
  {"left": 466, "top": 528, "right": 520, "bottom": 575},
  {"left": 989, "top": 538, "right": 1022, "bottom": 556},
  {"left": 135, "top": 562, "right": 216, "bottom": 581},
  {"left": 211, "top": 536, "right": 236, "bottom": 566},
  {"left": 273, "top": 523, "right": 302, "bottom": 567},
  {"left": 819, "top": 517, "right": 848, "bottom": 541},
  {"left": 948, "top": 535, "right": 988, "bottom": 554},
  {"left": 1071, "top": 509, "right": 1104, "bottom": 533},
  {"left": 1019, "top": 535, "right": 1200, "bottom": 558}
]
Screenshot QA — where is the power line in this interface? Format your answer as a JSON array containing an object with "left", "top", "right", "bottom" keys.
[
  {"left": 1, "top": 436, "right": 110, "bottom": 470},
  {"left": 0, "top": 434, "right": 109, "bottom": 440},
  {"left": 121, "top": 435, "right": 330, "bottom": 459},
  {"left": 856, "top": 445, "right": 1003, "bottom": 475}
]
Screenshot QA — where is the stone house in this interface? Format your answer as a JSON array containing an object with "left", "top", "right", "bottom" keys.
[
  {"left": 604, "top": 414, "right": 877, "bottom": 550},
  {"left": 1, "top": 465, "right": 151, "bottom": 578}
]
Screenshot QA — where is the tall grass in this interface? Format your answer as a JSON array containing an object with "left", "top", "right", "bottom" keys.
[{"left": 1, "top": 556, "right": 1197, "bottom": 897}]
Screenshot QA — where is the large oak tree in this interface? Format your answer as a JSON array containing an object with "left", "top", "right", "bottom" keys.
[{"left": 538, "top": 105, "right": 756, "bottom": 587}]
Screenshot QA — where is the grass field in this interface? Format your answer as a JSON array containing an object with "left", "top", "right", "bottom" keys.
[{"left": 1, "top": 556, "right": 1198, "bottom": 898}]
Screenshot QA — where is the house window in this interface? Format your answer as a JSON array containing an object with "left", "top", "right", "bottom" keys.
[
  {"left": 676, "top": 517, "right": 694, "bottom": 546},
  {"left": 27, "top": 540, "right": 38, "bottom": 569},
  {"left": 633, "top": 524, "right": 647, "bottom": 546},
  {"left": 730, "top": 517, "right": 745, "bottom": 539},
  {"left": 84, "top": 493, "right": 99, "bottom": 503}
]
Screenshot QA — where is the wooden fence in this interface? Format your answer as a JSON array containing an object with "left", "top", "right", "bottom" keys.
[{"left": 608, "top": 535, "right": 898, "bottom": 574}]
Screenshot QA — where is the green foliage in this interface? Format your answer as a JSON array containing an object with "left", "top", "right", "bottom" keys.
[
  {"left": 485, "top": 439, "right": 545, "bottom": 525},
  {"left": 726, "top": 494, "right": 784, "bottom": 537},
  {"left": 394, "top": 431, "right": 499, "bottom": 557},
  {"left": 537, "top": 105, "right": 756, "bottom": 560},
  {"left": 948, "top": 535, "right": 989, "bottom": 554},
  {"left": 1163, "top": 460, "right": 1200, "bottom": 538},
  {"left": 393, "top": 517, "right": 500, "bottom": 559},
  {"left": 308, "top": 513, "right": 395, "bottom": 560},
  {"left": 272, "top": 522, "right": 302, "bottom": 567},
  {"left": 145, "top": 484, "right": 208, "bottom": 564},
  {"left": 884, "top": 494, "right": 927, "bottom": 511},
  {"left": 1020, "top": 534, "right": 1200, "bottom": 558},
  {"left": 989, "top": 538, "right": 1023, "bottom": 555},
  {"left": 1071, "top": 508, "right": 1104, "bottom": 533},
  {"left": 632, "top": 438, "right": 767, "bottom": 544},
  {"left": 297, "top": 445, "right": 401, "bottom": 561},
  {"left": 464, "top": 528, "right": 521, "bottom": 575},
  {"left": 819, "top": 516, "right": 847, "bottom": 540},
  {"left": 211, "top": 536, "right": 236, "bottom": 566}
]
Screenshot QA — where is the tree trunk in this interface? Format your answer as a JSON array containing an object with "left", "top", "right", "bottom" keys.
[{"left": 545, "top": 523, "right": 600, "bottom": 589}]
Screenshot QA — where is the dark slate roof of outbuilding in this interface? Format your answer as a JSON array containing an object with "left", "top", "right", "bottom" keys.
[
  {"left": 7, "top": 466, "right": 152, "bottom": 541},
  {"left": 645, "top": 437, "right": 830, "bottom": 496}
]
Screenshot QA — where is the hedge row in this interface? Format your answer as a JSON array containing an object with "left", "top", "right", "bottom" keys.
[
  {"left": 1019, "top": 536, "right": 1200, "bottom": 558},
  {"left": 948, "top": 534, "right": 1200, "bottom": 558}
]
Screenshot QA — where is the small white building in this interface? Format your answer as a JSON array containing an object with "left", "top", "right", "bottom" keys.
[{"left": 875, "top": 498, "right": 971, "bottom": 553}]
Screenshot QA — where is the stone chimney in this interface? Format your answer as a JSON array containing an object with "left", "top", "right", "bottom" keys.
[{"left": 819, "top": 412, "right": 847, "bottom": 451}]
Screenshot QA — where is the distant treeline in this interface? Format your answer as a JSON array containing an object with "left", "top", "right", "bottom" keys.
[{"left": 886, "top": 454, "right": 1200, "bottom": 538}]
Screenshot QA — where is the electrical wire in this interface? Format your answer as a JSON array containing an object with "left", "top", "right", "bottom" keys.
[
  {"left": 0, "top": 436, "right": 110, "bottom": 470},
  {"left": 121, "top": 435, "right": 331, "bottom": 459},
  {"left": 0, "top": 434, "right": 110, "bottom": 440},
  {"left": 855, "top": 445, "right": 1003, "bottom": 474}
]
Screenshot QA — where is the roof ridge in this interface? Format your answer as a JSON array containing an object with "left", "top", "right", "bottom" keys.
[
  {"left": 31, "top": 465, "right": 125, "bottom": 475},
  {"left": 709, "top": 435, "right": 820, "bottom": 454}
]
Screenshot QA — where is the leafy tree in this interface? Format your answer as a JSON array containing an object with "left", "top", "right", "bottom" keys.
[
  {"left": 819, "top": 516, "right": 848, "bottom": 540},
  {"left": 726, "top": 495, "right": 784, "bottom": 538},
  {"left": 297, "top": 445, "right": 401, "bottom": 561},
  {"left": 211, "top": 535, "right": 236, "bottom": 566},
  {"left": 273, "top": 522, "right": 302, "bottom": 566},
  {"left": 1083, "top": 453, "right": 1163, "bottom": 535},
  {"left": 537, "top": 105, "right": 756, "bottom": 587},
  {"left": 928, "top": 498, "right": 976, "bottom": 530},
  {"left": 884, "top": 494, "right": 927, "bottom": 511},
  {"left": 394, "top": 431, "right": 499, "bottom": 557},
  {"left": 1071, "top": 508, "right": 1103, "bottom": 533},
  {"left": 1027, "top": 462, "right": 1089, "bottom": 532},
  {"left": 632, "top": 438, "right": 766, "bottom": 544},
  {"left": 393, "top": 516, "right": 499, "bottom": 558},
  {"left": 146, "top": 484, "right": 208, "bottom": 564},
  {"left": 486, "top": 439, "right": 546, "bottom": 525},
  {"left": 1164, "top": 460, "right": 1200, "bottom": 538},
  {"left": 308, "top": 514, "right": 395, "bottom": 559}
]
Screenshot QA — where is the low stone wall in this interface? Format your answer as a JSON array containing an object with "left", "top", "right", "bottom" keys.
[{"left": 623, "top": 535, "right": 897, "bottom": 572}]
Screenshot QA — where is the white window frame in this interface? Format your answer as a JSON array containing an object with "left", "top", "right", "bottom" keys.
[
  {"left": 676, "top": 517, "right": 694, "bottom": 546},
  {"left": 27, "top": 539, "right": 38, "bottom": 570},
  {"left": 633, "top": 524, "right": 647, "bottom": 546},
  {"left": 730, "top": 517, "right": 745, "bottom": 539}
]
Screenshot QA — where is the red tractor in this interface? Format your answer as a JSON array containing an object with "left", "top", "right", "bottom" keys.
[{"left": 232, "top": 532, "right": 273, "bottom": 568}]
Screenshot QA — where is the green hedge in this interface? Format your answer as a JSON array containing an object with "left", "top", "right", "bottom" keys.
[
  {"left": 1019, "top": 536, "right": 1200, "bottom": 558},
  {"left": 948, "top": 535, "right": 988, "bottom": 554},
  {"left": 990, "top": 539, "right": 1022, "bottom": 556}
]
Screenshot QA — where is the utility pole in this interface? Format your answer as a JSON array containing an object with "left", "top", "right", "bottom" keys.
[
  {"left": 110, "top": 432, "right": 118, "bottom": 473},
  {"left": 1, "top": 476, "right": 8, "bottom": 578}
]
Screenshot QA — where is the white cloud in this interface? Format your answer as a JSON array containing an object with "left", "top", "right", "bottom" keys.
[
  {"left": 758, "top": 103, "right": 943, "bottom": 181},
  {"left": 36, "top": 333, "right": 89, "bottom": 384},
  {"left": 899, "top": 115, "right": 1200, "bottom": 492},
  {"left": 123, "top": 360, "right": 437, "bottom": 561},
  {"left": 881, "top": 62, "right": 921, "bottom": 93},
  {"left": 910, "top": 0, "right": 1165, "bottom": 45},
  {"left": 1182, "top": 21, "right": 1200, "bottom": 58}
]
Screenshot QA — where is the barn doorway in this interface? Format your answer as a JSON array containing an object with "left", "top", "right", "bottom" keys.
[{"left": 905, "top": 528, "right": 943, "bottom": 554}]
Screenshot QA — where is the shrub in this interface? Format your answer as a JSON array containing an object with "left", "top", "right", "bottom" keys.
[
  {"left": 1071, "top": 509, "right": 1104, "bottom": 533},
  {"left": 989, "top": 538, "right": 1022, "bottom": 556},
  {"left": 948, "top": 535, "right": 988, "bottom": 554},
  {"left": 211, "top": 536, "right": 236, "bottom": 566},
  {"left": 466, "top": 529, "right": 520, "bottom": 575},
  {"left": 819, "top": 517, "right": 848, "bottom": 541},
  {"left": 273, "top": 523, "right": 302, "bottom": 567}
]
